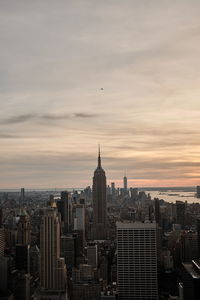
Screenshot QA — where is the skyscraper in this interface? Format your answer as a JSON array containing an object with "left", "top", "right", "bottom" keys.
[
  {"left": 57, "top": 191, "right": 72, "bottom": 234},
  {"left": 123, "top": 174, "right": 127, "bottom": 191},
  {"left": 197, "top": 186, "right": 200, "bottom": 198},
  {"left": 17, "top": 211, "right": 31, "bottom": 245},
  {"left": 0, "top": 207, "right": 3, "bottom": 228},
  {"left": 0, "top": 228, "right": 5, "bottom": 257},
  {"left": 176, "top": 201, "right": 186, "bottom": 229},
  {"left": 73, "top": 203, "right": 86, "bottom": 256},
  {"left": 117, "top": 221, "right": 158, "bottom": 300},
  {"left": 154, "top": 198, "right": 161, "bottom": 226},
  {"left": 20, "top": 188, "right": 25, "bottom": 207},
  {"left": 87, "top": 242, "right": 98, "bottom": 268},
  {"left": 39, "top": 207, "right": 66, "bottom": 294},
  {"left": 197, "top": 219, "right": 200, "bottom": 258},
  {"left": 111, "top": 182, "right": 116, "bottom": 198},
  {"left": 92, "top": 147, "right": 107, "bottom": 240}
]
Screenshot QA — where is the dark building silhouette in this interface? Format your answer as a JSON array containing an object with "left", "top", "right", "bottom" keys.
[
  {"left": 149, "top": 204, "right": 154, "bottom": 222},
  {"left": 17, "top": 211, "right": 31, "bottom": 245},
  {"left": 0, "top": 228, "right": 5, "bottom": 257},
  {"left": 181, "top": 260, "right": 200, "bottom": 300},
  {"left": 57, "top": 191, "right": 71, "bottom": 234},
  {"left": 20, "top": 188, "right": 25, "bottom": 208},
  {"left": 176, "top": 201, "right": 186, "bottom": 229},
  {"left": 196, "top": 186, "right": 200, "bottom": 198},
  {"left": 92, "top": 147, "right": 107, "bottom": 240},
  {"left": 15, "top": 244, "right": 30, "bottom": 273},
  {"left": 197, "top": 219, "right": 200, "bottom": 258},
  {"left": 155, "top": 198, "right": 161, "bottom": 226},
  {"left": 123, "top": 175, "right": 128, "bottom": 195},
  {"left": 0, "top": 207, "right": 3, "bottom": 228}
]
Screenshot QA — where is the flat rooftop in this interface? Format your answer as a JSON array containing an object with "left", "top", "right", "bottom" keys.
[{"left": 116, "top": 221, "right": 157, "bottom": 229}]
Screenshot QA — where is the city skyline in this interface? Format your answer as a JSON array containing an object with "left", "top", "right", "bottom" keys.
[{"left": 1, "top": 0, "right": 200, "bottom": 188}]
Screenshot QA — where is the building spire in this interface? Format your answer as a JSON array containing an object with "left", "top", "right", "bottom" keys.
[{"left": 98, "top": 144, "right": 101, "bottom": 168}]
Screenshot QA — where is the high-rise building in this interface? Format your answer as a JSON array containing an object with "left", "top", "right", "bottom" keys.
[
  {"left": 176, "top": 201, "right": 186, "bottom": 229},
  {"left": 17, "top": 211, "right": 31, "bottom": 245},
  {"left": 57, "top": 191, "right": 72, "bottom": 234},
  {"left": 0, "top": 207, "right": 3, "bottom": 228},
  {"left": 0, "top": 256, "right": 9, "bottom": 292},
  {"left": 117, "top": 221, "right": 158, "bottom": 300},
  {"left": 16, "top": 244, "right": 30, "bottom": 273},
  {"left": 39, "top": 207, "right": 66, "bottom": 293},
  {"left": 130, "top": 188, "right": 138, "bottom": 201},
  {"left": 0, "top": 207, "right": 4, "bottom": 257},
  {"left": 0, "top": 228, "right": 5, "bottom": 257},
  {"left": 197, "top": 219, "right": 200, "bottom": 258},
  {"left": 197, "top": 186, "right": 200, "bottom": 198},
  {"left": 180, "top": 231, "right": 198, "bottom": 262},
  {"left": 92, "top": 147, "right": 107, "bottom": 240},
  {"left": 87, "top": 242, "right": 98, "bottom": 268},
  {"left": 154, "top": 198, "right": 161, "bottom": 226},
  {"left": 181, "top": 260, "right": 200, "bottom": 300},
  {"left": 61, "top": 235, "right": 76, "bottom": 268},
  {"left": 123, "top": 175, "right": 127, "bottom": 191},
  {"left": 73, "top": 203, "right": 85, "bottom": 254},
  {"left": 73, "top": 204, "right": 85, "bottom": 233},
  {"left": 111, "top": 182, "right": 115, "bottom": 197},
  {"left": 20, "top": 188, "right": 25, "bottom": 207}
]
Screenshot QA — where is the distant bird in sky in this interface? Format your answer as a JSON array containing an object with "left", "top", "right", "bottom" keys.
[{"left": 100, "top": 88, "right": 104, "bottom": 90}]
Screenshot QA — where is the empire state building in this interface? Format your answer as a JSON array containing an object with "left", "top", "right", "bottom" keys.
[{"left": 92, "top": 147, "right": 107, "bottom": 240}]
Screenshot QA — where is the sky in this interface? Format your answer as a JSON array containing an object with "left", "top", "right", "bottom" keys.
[{"left": 1, "top": 0, "right": 200, "bottom": 188}]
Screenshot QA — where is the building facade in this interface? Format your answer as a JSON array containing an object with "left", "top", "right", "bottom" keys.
[
  {"left": 39, "top": 208, "right": 66, "bottom": 292},
  {"left": 117, "top": 221, "right": 158, "bottom": 300},
  {"left": 92, "top": 148, "right": 107, "bottom": 240}
]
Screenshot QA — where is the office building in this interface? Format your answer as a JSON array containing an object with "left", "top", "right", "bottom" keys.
[
  {"left": 123, "top": 175, "right": 127, "bottom": 191},
  {"left": 117, "top": 221, "right": 158, "bottom": 300},
  {"left": 197, "top": 219, "right": 200, "bottom": 258},
  {"left": 176, "top": 201, "right": 186, "bottom": 229},
  {"left": 73, "top": 204, "right": 85, "bottom": 232},
  {"left": 111, "top": 182, "right": 116, "bottom": 198},
  {"left": 72, "top": 264, "right": 100, "bottom": 300},
  {"left": 0, "top": 228, "right": 5, "bottom": 257},
  {"left": 20, "top": 188, "right": 25, "bottom": 208},
  {"left": 196, "top": 186, "right": 200, "bottom": 198},
  {"left": 61, "top": 235, "right": 76, "bottom": 268},
  {"left": 39, "top": 208, "right": 66, "bottom": 293},
  {"left": 17, "top": 211, "right": 31, "bottom": 245},
  {"left": 180, "top": 231, "right": 198, "bottom": 262},
  {"left": 87, "top": 242, "right": 98, "bottom": 268},
  {"left": 92, "top": 147, "right": 107, "bottom": 240},
  {"left": 57, "top": 191, "right": 72, "bottom": 234},
  {"left": 154, "top": 198, "right": 161, "bottom": 226},
  {"left": 130, "top": 188, "right": 138, "bottom": 201},
  {"left": 15, "top": 244, "right": 30, "bottom": 273},
  {"left": 0, "top": 207, "right": 3, "bottom": 228},
  {"left": 0, "top": 256, "right": 9, "bottom": 292},
  {"left": 181, "top": 260, "right": 200, "bottom": 300}
]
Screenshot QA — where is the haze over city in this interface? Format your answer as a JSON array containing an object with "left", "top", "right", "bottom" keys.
[{"left": 1, "top": 0, "right": 200, "bottom": 188}]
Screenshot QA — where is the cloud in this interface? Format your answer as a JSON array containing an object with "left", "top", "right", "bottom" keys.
[
  {"left": 41, "top": 114, "right": 69, "bottom": 120},
  {"left": 2, "top": 114, "right": 36, "bottom": 124},
  {"left": 73, "top": 113, "right": 98, "bottom": 118},
  {"left": 1, "top": 112, "right": 100, "bottom": 125},
  {"left": 0, "top": 133, "right": 21, "bottom": 139}
]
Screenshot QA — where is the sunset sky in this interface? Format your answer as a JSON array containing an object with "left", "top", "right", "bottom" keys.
[{"left": 1, "top": 0, "right": 200, "bottom": 188}]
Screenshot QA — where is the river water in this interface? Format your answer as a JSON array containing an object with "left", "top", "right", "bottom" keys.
[{"left": 145, "top": 189, "right": 198, "bottom": 204}]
